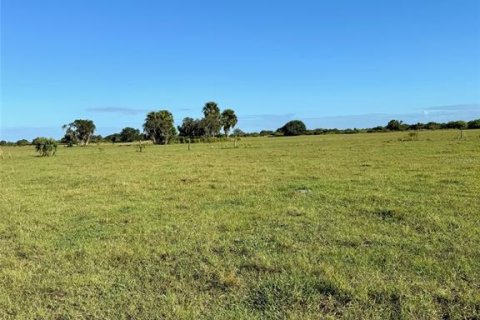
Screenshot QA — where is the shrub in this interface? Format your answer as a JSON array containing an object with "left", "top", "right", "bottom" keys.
[
  {"left": 34, "top": 137, "right": 58, "bottom": 156},
  {"left": 408, "top": 131, "right": 419, "bottom": 141},
  {"left": 277, "top": 120, "right": 307, "bottom": 136},
  {"left": 259, "top": 130, "right": 274, "bottom": 136},
  {"left": 386, "top": 120, "right": 406, "bottom": 131},
  {"left": 425, "top": 122, "right": 441, "bottom": 130},
  {"left": 446, "top": 121, "right": 467, "bottom": 129},
  {"left": 399, "top": 131, "right": 419, "bottom": 141},
  {"left": 90, "top": 135, "right": 103, "bottom": 143},
  {"left": 16, "top": 139, "right": 30, "bottom": 146},
  {"left": 136, "top": 141, "right": 146, "bottom": 152},
  {"left": 467, "top": 119, "right": 480, "bottom": 129},
  {"left": 120, "top": 127, "right": 142, "bottom": 142},
  {"left": 233, "top": 128, "right": 245, "bottom": 137}
]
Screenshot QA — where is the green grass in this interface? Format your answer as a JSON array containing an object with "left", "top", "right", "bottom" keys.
[{"left": 1, "top": 130, "right": 479, "bottom": 319}]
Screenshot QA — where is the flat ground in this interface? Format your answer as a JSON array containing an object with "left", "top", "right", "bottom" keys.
[{"left": 1, "top": 130, "right": 479, "bottom": 319}]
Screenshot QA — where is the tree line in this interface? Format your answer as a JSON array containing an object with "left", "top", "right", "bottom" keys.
[
  {"left": 251, "top": 118, "right": 480, "bottom": 137},
  {"left": 2, "top": 110, "right": 480, "bottom": 148},
  {"left": 1, "top": 101, "right": 238, "bottom": 148}
]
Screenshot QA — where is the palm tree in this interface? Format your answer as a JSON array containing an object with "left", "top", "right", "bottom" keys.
[
  {"left": 221, "top": 109, "right": 238, "bottom": 137},
  {"left": 143, "top": 110, "right": 176, "bottom": 145},
  {"left": 202, "top": 101, "right": 222, "bottom": 137},
  {"left": 202, "top": 101, "right": 220, "bottom": 117}
]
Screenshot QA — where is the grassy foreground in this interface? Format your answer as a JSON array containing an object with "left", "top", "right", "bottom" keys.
[{"left": 1, "top": 130, "right": 479, "bottom": 319}]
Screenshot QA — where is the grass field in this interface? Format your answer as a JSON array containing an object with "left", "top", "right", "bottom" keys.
[{"left": 1, "top": 130, "right": 479, "bottom": 319}]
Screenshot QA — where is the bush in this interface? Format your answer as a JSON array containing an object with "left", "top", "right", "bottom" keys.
[
  {"left": 16, "top": 139, "right": 30, "bottom": 146},
  {"left": 233, "top": 128, "right": 246, "bottom": 137},
  {"left": 407, "top": 131, "right": 419, "bottom": 141},
  {"left": 34, "top": 137, "right": 58, "bottom": 156},
  {"left": 120, "top": 127, "right": 142, "bottom": 142},
  {"left": 104, "top": 133, "right": 121, "bottom": 143},
  {"left": 277, "top": 120, "right": 307, "bottom": 136},
  {"left": 446, "top": 121, "right": 467, "bottom": 129},
  {"left": 89, "top": 135, "right": 103, "bottom": 143},
  {"left": 425, "top": 122, "right": 441, "bottom": 130},
  {"left": 136, "top": 141, "right": 146, "bottom": 152},
  {"left": 409, "top": 123, "right": 425, "bottom": 130},
  {"left": 259, "top": 130, "right": 274, "bottom": 136},
  {"left": 386, "top": 120, "right": 406, "bottom": 131},
  {"left": 467, "top": 119, "right": 480, "bottom": 129}
]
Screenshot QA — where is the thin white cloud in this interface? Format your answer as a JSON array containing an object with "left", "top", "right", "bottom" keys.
[
  {"left": 423, "top": 104, "right": 479, "bottom": 112},
  {"left": 237, "top": 113, "right": 296, "bottom": 131},
  {"left": 86, "top": 106, "right": 196, "bottom": 115},
  {"left": 86, "top": 107, "right": 149, "bottom": 115},
  {"left": 302, "top": 104, "right": 480, "bottom": 129}
]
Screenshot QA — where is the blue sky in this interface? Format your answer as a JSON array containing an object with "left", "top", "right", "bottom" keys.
[{"left": 1, "top": 0, "right": 479, "bottom": 140}]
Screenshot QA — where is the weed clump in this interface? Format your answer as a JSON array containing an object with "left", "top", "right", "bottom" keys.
[
  {"left": 373, "top": 209, "right": 404, "bottom": 221},
  {"left": 399, "top": 131, "right": 419, "bottom": 141},
  {"left": 136, "top": 141, "right": 146, "bottom": 152}
]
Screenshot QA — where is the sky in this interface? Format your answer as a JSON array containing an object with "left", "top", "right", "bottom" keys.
[{"left": 1, "top": 0, "right": 479, "bottom": 140}]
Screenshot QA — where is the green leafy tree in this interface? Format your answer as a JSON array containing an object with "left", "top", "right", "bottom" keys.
[
  {"left": 120, "top": 127, "right": 142, "bottom": 142},
  {"left": 62, "top": 119, "right": 96, "bottom": 145},
  {"left": 61, "top": 127, "right": 76, "bottom": 146},
  {"left": 90, "top": 135, "right": 103, "bottom": 143},
  {"left": 233, "top": 128, "right": 245, "bottom": 136},
  {"left": 259, "top": 130, "right": 274, "bottom": 136},
  {"left": 410, "top": 122, "right": 425, "bottom": 130},
  {"left": 202, "top": 101, "right": 222, "bottom": 137},
  {"left": 277, "top": 120, "right": 307, "bottom": 136},
  {"left": 221, "top": 109, "right": 238, "bottom": 137},
  {"left": 178, "top": 117, "right": 206, "bottom": 139},
  {"left": 16, "top": 139, "right": 30, "bottom": 146},
  {"left": 467, "top": 119, "right": 480, "bottom": 129},
  {"left": 425, "top": 122, "right": 441, "bottom": 130},
  {"left": 34, "top": 137, "right": 57, "bottom": 156},
  {"left": 386, "top": 120, "right": 404, "bottom": 131},
  {"left": 446, "top": 120, "right": 467, "bottom": 129},
  {"left": 143, "top": 110, "right": 176, "bottom": 145},
  {"left": 105, "top": 133, "right": 121, "bottom": 143}
]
